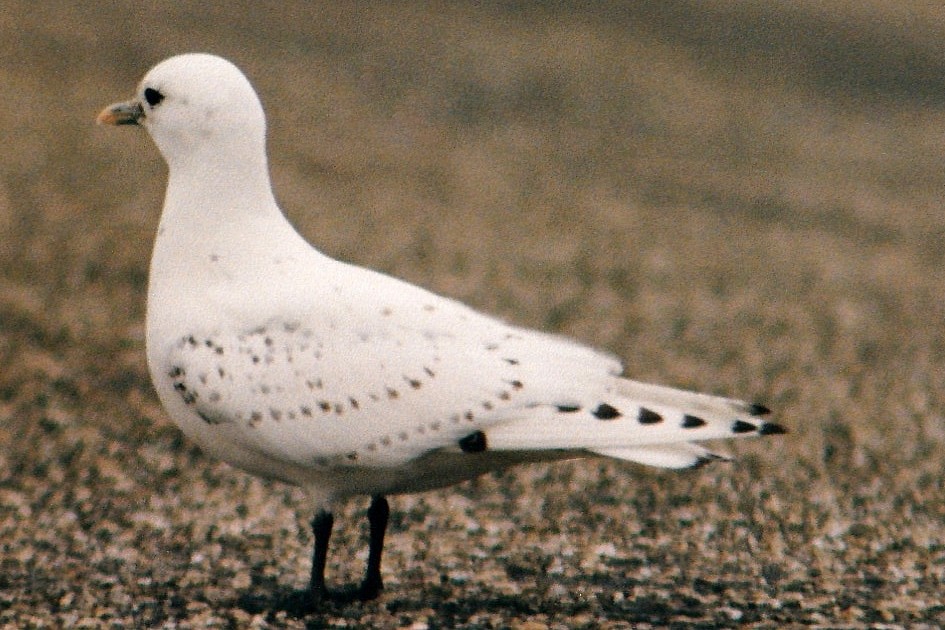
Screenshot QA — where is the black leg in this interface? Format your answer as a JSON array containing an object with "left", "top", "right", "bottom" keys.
[
  {"left": 358, "top": 495, "right": 389, "bottom": 600},
  {"left": 303, "top": 498, "right": 388, "bottom": 607},
  {"left": 309, "top": 508, "right": 334, "bottom": 600}
]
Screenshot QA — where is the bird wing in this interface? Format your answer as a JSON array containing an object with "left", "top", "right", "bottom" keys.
[{"left": 159, "top": 261, "right": 780, "bottom": 473}]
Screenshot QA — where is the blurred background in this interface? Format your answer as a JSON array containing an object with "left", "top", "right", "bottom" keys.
[{"left": 3, "top": 1, "right": 945, "bottom": 626}]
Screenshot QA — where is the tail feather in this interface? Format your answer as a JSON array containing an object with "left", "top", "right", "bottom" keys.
[{"left": 592, "top": 443, "right": 731, "bottom": 468}]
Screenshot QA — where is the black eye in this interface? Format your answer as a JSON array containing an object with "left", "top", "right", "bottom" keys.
[{"left": 144, "top": 87, "right": 164, "bottom": 107}]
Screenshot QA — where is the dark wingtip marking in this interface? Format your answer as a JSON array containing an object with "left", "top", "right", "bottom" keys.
[
  {"left": 682, "top": 414, "right": 707, "bottom": 428},
  {"left": 748, "top": 403, "right": 771, "bottom": 416},
  {"left": 638, "top": 407, "right": 663, "bottom": 424},
  {"left": 556, "top": 405, "right": 581, "bottom": 413},
  {"left": 732, "top": 419, "right": 757, "bottom": 433},
  {"left": 459, "top": 430, "right": 488, "bottom": 453},
  {"left": 592, "top": 403, "right": 621, "bottom": 420},
  {"left": 759, "top": 422, "right": 787, "bottom": 435}
]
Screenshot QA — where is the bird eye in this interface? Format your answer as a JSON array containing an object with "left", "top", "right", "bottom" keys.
[{"left": 144, "top": 87, "right": 165, "bottom": 107}]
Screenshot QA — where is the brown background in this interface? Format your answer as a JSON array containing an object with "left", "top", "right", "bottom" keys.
[{"left": 2, "top": 1, "right": 945, "bottom": 627}]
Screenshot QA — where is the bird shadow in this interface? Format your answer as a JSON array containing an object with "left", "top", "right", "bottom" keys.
[
  {"left": 237, "top": 587, "right": 312, "bottom": 617},
  {"left": 237, "top": 584, "right": 376, "bottom": 618},
  {"left": 234, "top": 580, "right": 712, "bottom": 625}
]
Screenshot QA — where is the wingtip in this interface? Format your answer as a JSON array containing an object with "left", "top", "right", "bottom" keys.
[
  {"left": 747, "top": 403, "right": 772, "bottom": 417},
  {"left": 759, "top": 422, "right": 788, "bottom": 436},
  {"left": 731, "top": 419, "right": 787, "bottom": 436}
]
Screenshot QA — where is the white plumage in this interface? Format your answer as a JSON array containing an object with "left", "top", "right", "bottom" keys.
[{"left": 98, "top": 53, "right": 784, "bottom": 605}]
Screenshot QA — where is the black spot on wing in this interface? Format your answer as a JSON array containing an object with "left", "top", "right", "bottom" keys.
[
  {"left": 638, "top": 407, "right": 663, "bottom": 424},
  {"left": 172, "top": 381, "right": 196, "bottom": 405},
  {"left": 592, "top": 403, "right": 621, "bottom": 420},
  {"left": 732, "top": 420, "right": 756, "bottom": 433},
  {"left": 556, "top": 405, "right": 581, "bottom": 413},
  {"left": 459, "top": 431, "right": 488, "bottom": 453},
  {"left": 759, "top": 422, "right": 787, "bottom": 435},
  {"left": 682, "top": 415, "right": 706, "bottom": 428},
  {"left": 748, "top": 403, "right": 772, "bottom": 416}
]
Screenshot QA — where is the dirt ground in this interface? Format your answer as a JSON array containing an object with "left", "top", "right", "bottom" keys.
[{"left": 3, "top": 1, "right": 945, "bottom": 627}]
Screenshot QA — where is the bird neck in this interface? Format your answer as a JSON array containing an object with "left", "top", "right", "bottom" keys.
[
  {"left": 163, "top": 146, "right": 278, "bottom": 227},
  {"left": 147, "top": 149, "right": 310, "bottom": 337}
]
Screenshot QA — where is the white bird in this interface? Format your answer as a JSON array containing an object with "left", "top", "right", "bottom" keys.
[{"left": 98, "top": 53, "right": 784, "bottom": 605}]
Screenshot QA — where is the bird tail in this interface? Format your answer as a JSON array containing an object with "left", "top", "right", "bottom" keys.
[{"left": 484, "top": 378, "right": 785, "bottom": 469}]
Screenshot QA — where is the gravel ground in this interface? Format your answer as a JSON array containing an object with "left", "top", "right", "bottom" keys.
[{"left": 3, "top": 2, "right": 945, "bottom": 627}]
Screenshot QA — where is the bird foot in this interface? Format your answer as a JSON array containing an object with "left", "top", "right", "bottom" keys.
[{"left": 314, "top": 577, "right": 383, "bottom": 604}]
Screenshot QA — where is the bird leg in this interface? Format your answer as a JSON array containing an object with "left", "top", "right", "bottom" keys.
[
  {"left": 358, "top": 495, "right": 389, "bottom": 600},
  {"left": 309, "top": 508, "right": 334, "bottom": 600},
  {"left": 307, "top": 495, "right": 389, "bottom": 604}
]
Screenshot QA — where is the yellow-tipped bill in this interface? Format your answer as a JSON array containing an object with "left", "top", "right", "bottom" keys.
[{"left": 96, "top": 100, "right": 144, "bottom": 125}]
